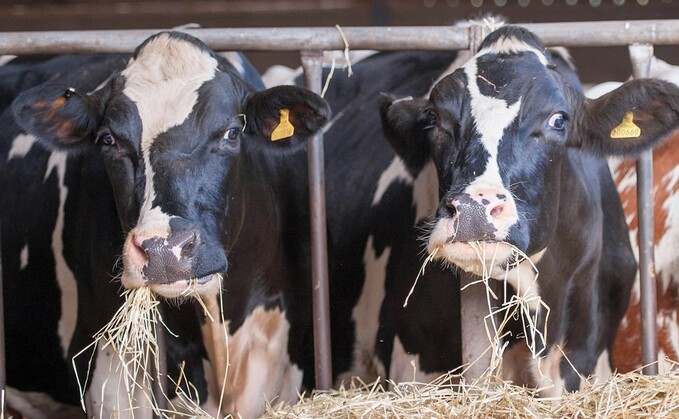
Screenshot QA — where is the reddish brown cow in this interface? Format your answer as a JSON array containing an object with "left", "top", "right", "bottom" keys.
[
  {"left": 590, "top": 58, "right": 679, "bottom": 372},
  {"left": 610, "top": 133, "right": 679, "bottom": 373}
]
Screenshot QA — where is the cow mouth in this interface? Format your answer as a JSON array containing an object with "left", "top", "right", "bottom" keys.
[
  {"left": 147, "top": 272, "right": 222, "bottom": 299},
  {"left": 428, "top": 240, "right": 519, "bottom": 278}
]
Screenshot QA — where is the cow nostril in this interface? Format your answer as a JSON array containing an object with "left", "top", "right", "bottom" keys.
[
  {"left": 180, "top": 237, "right": 196, "bottom": 259},
  {"left": 128, "top": 234, "right": 149, "bottom": 264},
  {"left": 170, "top": 231, "right": 197, "bottom": 259},
  {"left": 490, "top": 204, "right": 504, "bottom": 219}
]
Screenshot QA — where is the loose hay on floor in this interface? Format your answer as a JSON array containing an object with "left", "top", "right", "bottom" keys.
[{"left": 262, "top": 364, "right": 679, "bottom": 418}]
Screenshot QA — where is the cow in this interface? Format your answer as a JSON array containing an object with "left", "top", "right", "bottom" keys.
[
  {"left": 4, "top": 31, "right": 332, "bottom": 418},
  {"left": 380, "top": 25, "right": 679, "bottom": 395},
  {"left": 587, "top": 57, "right": 679, "bottom": 373},
  {"left": 2, "top": 28, "right": 478, "bottom": 417},
  {"left": 2, "top": 30, "right": 479, "bottom": 416}
]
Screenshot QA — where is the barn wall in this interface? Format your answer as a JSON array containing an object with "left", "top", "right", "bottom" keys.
[{"left": 1, "top": 0, "right": 678, "bottom": 83}]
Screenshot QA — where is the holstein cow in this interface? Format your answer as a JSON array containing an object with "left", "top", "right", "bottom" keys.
[
  {"left": 6, "top": 31, "right": 330, "bottom": 418},
  {"left": 3, "top": 38, "right": 475, "bottom": 418},
  {"left": 380, "top": 25, "right": 679, "bottom": 394},
  {"left": 587, "top": 57, "right": 679, "bottom": 373}
]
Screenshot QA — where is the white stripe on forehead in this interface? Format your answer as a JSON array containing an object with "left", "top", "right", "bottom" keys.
[
  {"left": 476, "top": 35, "right": 549, "bottom": 66},
  {"left": 122, "top": 33, "right": 218, "bottom": 230},
  {"left": 463, "top": 57, "right": 521, "bottom": 186}
]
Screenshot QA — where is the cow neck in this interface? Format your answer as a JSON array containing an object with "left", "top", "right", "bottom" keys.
[
  {"left": 542, "top": 151, "right": 603, "bottom": 271},
  {"left": 222, "top": 150, "right": 287, "bottom": 306}
]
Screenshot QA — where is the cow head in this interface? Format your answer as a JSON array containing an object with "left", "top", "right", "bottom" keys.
[
  {"left": 13, "top": 32, "right": 330, "bottom": 298},
  {"left": 380, "top": 26, "right": 679, "bottom": 278}
]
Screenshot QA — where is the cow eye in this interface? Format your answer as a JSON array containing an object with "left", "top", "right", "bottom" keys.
[
  {"left": 224, "top": 127, "right": 240, "bottom": 141},
  {"left": 95, "top": 132, "right": 116, "bottom": 146},
  {"left": 422, "top": 109, "right": 438, "bottom": 129},
  {"left": 548, "top": 113, "right": 566, "bottom": 130}
]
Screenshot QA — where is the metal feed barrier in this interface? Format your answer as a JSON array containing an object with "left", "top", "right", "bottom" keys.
[{"left": 0, "top": 18, "right": 674, "bottom": 410}]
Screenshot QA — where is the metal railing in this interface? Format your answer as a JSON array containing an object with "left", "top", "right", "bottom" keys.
[{"left": 0, "top": 17, "right": 674, "bottom": 404}]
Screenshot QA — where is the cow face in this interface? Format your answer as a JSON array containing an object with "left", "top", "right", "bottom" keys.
[
  {"left": 381, "top": 26, "right": 679, "bottom": 278},
  {"left": 13, "top": 32, "right": 330, "bottom": 298}
]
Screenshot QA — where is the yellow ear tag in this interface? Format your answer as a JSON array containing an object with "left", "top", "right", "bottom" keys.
[
  {"left": 610, "top": 112, "right": 641, "bottom": 139},
  {"left": 270, "top": 109, "right": 295, "bottom": 142}
]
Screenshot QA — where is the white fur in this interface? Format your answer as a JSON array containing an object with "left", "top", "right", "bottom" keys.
[
  {"left": 19, "top": 244, "right": 28, "bottom": 270},
  {"left": 122, "top": 33, "right": 217, "bottom": 231},
  {"left": 388, "top": 336, "right": 441, "bottom": 384},
  {"left": 476, "top": 36, "right": 549, "bottom": 66},
  {"left": 44, "top": 152, "right": 77, "bottom": 358},
  {"left": 372, "top": 157, "right": 438, "bottom": 225},
  {"left": 200, "top": 292, "right": 301, "bottom": 419},
  {"left": 8, "top": 133, "right": 36, "bottom": 160},
  {"left": 86, "top": 344, "right": 155, "bottom": 419},
  {"left": 5, "top": 387, "right": 83, "bottom": 419},
  {"left": 372, "top": 157, "right": 413, "bottom": 206},
  {"left": 580, "top": 349, "right": 612, "bottom": 391},
  {"left": 339, "top": 236, "right": 390, "bottom": 385}
]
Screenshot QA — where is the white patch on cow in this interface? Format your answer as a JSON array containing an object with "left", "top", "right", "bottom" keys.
[
  {"left": 477, "top": 36, "right": 549, "bottom": 66},
  {"left": 389, "top": 335, "right": 441, "bottom": 384},
  {"left": 122, "top": 33, "right": 217, "bottom": 230},
  {"left": 261, "top": 65, "right": 300, "bottom": 87},
  {"left": 5, "top": 387, "right": 84, "bottom": 419},
  {"left": 463, "top": 58, "right": 522, "bottom": 190},
  {"left": 200, "top": 292, "right": 301, "bottom": 418},
  {"left": 501, "top": 249, "right": 544, "bottom": 311},
  {"left": 8, "top": 133, "right": 36, "bottom": 160},
  {"left": 86, "top": 344, "right": 155, "bottom": 419},
  {"left": 372, "top": 158, "right": 438, "bottom": 225},
  {"left": 43, "top": 152, "right": 77, "bottom": 358},
  {"left": 656, "top": 165, "right": 679, "bottom": 293},
  {"left": 580, "top": 349, "right": 612, "bottom": 391},
  {"left": 534, "top": 346, "right": 565, "bottom": 397},
  {"left": 658, "top": 348, "right": 671, "bottom": 373},
  {"left": 585, "top": 81, "right": 623, "bottom": 100},
  {"left": 0, "top": 55, "right": 17, "bottom": 66},
  {"left": 338, "top": 236, "right": 389, "bottom": 385},
  {"left": 503, "top": 342, "right": 565, "bottom": 396},
  {"left": 663, "top": 311, "right": 679, "bottom": 373},
  {"left": 19, "top": 244, "right": 29, "bottom": 270},
  {"left": 220, "top": 52, "right": 245, "bottom": 77},
  {"left": 372, "top": 158, "right": 413, "bottom": 206}
]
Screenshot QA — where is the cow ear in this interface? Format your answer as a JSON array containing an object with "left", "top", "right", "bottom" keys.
[
  {"left": 379, "top": 93, "right": 432, "bottom": 174},
  {"left": 568, "top": 79, "right": 679, "bottom": 156},
  {"left": 243, "top": 85, "right": 330, "bottom": 151},
  {"left": 12, "top": 83, "right": 104, "bottom": 153}
]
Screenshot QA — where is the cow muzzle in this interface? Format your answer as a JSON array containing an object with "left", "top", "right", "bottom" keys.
[
  {"left": 122, "top": 227, "right": 223, "bottom": 298},
  {"left": 427, "top": 185, "right": 519, "bottom": 276}
]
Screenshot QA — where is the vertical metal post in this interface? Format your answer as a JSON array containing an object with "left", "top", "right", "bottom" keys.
[
  {"left": 460, "top": 274, "right": 494, "bottom": 380},
  {"left": 629, "top": 43, "right": 658, "bottom": 375},
  {"left": 300, "top": 50, "right": 333, "bottom": 390}
]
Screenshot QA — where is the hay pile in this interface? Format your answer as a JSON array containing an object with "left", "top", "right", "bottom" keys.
[{"left": 262, "top": 365, "right": 679, "bottom": 418}]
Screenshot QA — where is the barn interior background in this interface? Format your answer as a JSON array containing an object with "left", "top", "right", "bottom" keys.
[{"left": 1, "top": 0, "right": 679, "bottom": 84}]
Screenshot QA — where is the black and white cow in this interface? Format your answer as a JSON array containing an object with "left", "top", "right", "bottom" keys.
[
  {"left": 3, "top": 31, "right": 476, "bottom": 417},
  {"left": 5, "top": 31, "right": 332, "bottom": 418},
  {"left": 380, "top": 25, "right": 679, "bottom": 394}
]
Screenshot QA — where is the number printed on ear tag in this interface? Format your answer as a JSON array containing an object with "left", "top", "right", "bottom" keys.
[
  {"left": 271, "top": 109, "right": 295, "bottom": 142},
  {"left": 610, "top": 112, "right": 641, "bottom": 139}
]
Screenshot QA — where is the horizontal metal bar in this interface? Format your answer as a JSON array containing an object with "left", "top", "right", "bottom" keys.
[{"left": 1, "top": 19, "right": 679, "bottom": 54}]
